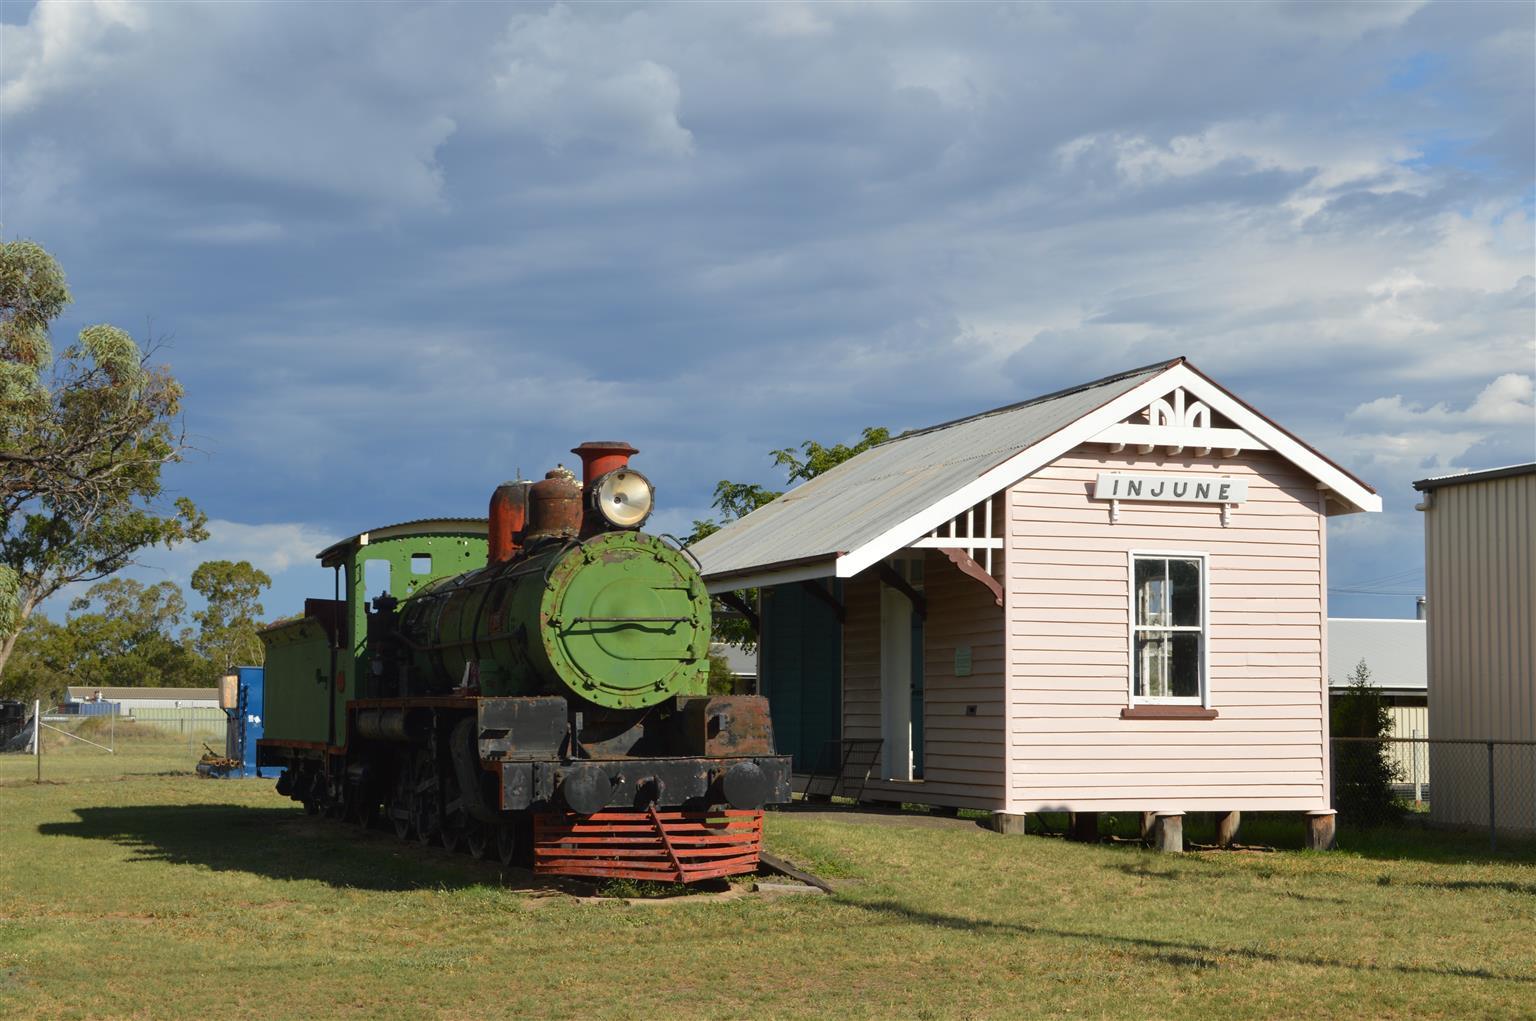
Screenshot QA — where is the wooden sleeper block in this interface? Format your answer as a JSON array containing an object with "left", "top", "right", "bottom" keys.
[
  {"left": 992, "top": 811, "right": 1028, "bottom": 835},
  {"left": 1215, "top": 810, "right": 1241, "bottom": 848},
  {"left": 1153, "top": 812, "right": 1184, "bottom": 853},
  {"left": 1305, "top": 810, "right": 1336, "bottom": 851}
]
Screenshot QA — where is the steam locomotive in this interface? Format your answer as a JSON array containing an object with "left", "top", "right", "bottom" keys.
[{"left": 257, "top": 442, "right": 790, "bottom": 883}]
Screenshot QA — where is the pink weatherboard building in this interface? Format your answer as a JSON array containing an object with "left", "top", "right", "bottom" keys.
[{"left": 692, "top": 358, "right": 1382, "bottom": 850}]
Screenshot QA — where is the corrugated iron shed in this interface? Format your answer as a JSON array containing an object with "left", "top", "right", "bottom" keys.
[
  {"left": 1326, "top": 618, "right": 1427, "bottom": 693},
  {"left": 691, "top": 360, "right": 1176, "bottom": 583},
  {"left": 1413, "top": 462, "right": 1536, "bottom": 491}
]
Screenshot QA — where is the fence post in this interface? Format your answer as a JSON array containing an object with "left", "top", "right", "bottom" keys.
[
  {"left": 33, "top": 699, "right": 40, "bottom": 784},
  {"left": 1487, "top": 741, "right": 1496, "bottom": 853},
  {"left": 1411, "top": 729, "right": 1421, "bottom": 806}
]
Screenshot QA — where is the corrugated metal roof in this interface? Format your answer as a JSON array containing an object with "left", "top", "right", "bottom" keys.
[
  {"left": 1326, "top": 619, "right": 1426, "bottom": 692},
  {"left": 1412, "top": 462, "right": 1536, "bottom": 491},
  {"left": 692, "top": 360, "right": 1177, "bottom": 581}
]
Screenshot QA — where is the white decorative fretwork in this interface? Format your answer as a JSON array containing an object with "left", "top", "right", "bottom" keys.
[
  {"left": 1145, "top": 389, "right": 1210, "bottom": 430},
  {"left": 1091, "top": 387, "right": 1266, "bottom": 458},
  {"left": 910, "top": 494, "right": 1004, "bottom": 576}
]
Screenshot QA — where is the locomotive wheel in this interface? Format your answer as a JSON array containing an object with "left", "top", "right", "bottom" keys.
[
  {"left": 413, "top": 749, "right": 440, "bottom": 847},
  {"left": 390, "top": 767, "right": 414, "bottom": 840},
  {"left": 415, "top": 807, "right": 438, "bottom": 846},
  {"left": 324, "top": 791, "right": 347, "bottom": 821},
  {"left": 465, "top": 821, "right": 490, "bottom": 861},
  {"left": 440, "top": 768, "right": 470, "bottom": 854},
  {"left": 351, "top": 791, "right": 380, "bottom": 829},
  {"left": 496, "top": 822, "right": 518, "bottom": 867},
  {"left": 390, "top": 798, "right": 412, "bottom": 841}
]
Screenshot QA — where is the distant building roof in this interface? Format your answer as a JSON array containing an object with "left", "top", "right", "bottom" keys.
[
  {"left": 709, "top": 643, "right": 758, "bottom": 678},
  {"left": 1413, "top": 463, "right": 1536, "bottom": 491},
  {"left": 1327, "top": 619, "right": 1426, "bottom": 693},
  {"left": 694, "top": 358, "right": 1379, "bottom": 590},
  {"left": 66, "top": 687, "right": 219, "bottom": 702}
]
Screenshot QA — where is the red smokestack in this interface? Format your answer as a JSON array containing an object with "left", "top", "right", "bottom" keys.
[
  {"left": 572, "top": 441, "right": 638, "bottom": 493},
  {"left": 487, "top": 481, "right": 530, "bottom": 564}
]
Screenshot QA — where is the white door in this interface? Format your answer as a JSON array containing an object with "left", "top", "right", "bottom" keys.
[{"left": 880, "top": 583, "right": 913, "bottom": 780}]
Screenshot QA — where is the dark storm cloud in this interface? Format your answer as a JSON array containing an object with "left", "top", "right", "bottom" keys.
[{"left": 2, "top": 0, "right": 1531, "bottom": 616}]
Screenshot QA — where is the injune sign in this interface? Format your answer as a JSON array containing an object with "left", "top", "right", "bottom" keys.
[{"left": 1093, "top": 473, "right": 1248, "bottom": 504}]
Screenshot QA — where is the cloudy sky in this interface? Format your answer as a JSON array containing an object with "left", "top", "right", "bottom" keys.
[{"left": 3, "top": 0, "right": 1532, "bottom": 625}]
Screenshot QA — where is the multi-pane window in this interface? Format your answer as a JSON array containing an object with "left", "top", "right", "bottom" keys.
[{"left": 1132, "top": 555, "right": 1206, "bottom": 702}]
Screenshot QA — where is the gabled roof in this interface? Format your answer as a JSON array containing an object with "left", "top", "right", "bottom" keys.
[
  {"left": 693, "top": 357, "right": 1379, "bottom": 591},
  {"left": 1326, "top": 619, "right": 1427, "bottom": 693}
]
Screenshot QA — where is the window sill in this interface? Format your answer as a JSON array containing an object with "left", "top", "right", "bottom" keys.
[{"left": 1121, "top": 706, "right": 1219, "bottom": 720}]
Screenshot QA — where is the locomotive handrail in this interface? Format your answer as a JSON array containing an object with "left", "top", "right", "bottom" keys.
[
  {"left": 566, "top": 615, "right": 690, "bottom": 624},
  {"left": 659, "top": 533, "right": 702, "bottom": 571}
]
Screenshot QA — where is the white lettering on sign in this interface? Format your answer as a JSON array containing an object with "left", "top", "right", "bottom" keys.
[{"left": 1093, "top": 473, "right": 1248, "bottom": 504}]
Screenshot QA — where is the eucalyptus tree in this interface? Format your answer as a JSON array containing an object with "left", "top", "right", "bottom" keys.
[
  {"left": 190, "top": 559, "right": 272, "bottom": 673},
  {"left": 0, "top": 238, "right": 207, "bottom": 680}
]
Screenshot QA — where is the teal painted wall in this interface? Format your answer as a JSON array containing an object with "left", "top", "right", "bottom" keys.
[{"left": 761, "top": 581, "right": 842, "bottom": 773}]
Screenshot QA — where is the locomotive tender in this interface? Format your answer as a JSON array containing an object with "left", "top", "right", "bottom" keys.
[{"left": 257, "top": 442, "right": 791, "bottom": 883}]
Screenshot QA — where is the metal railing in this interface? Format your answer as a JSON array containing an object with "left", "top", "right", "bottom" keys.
[{"left": 1331, "top": 736, "right": 1536, "bottom": 851}]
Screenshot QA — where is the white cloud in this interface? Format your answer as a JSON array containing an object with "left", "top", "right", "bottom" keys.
[
  {"left": 1350, "top": 372, "right": 1535, "bottom": 428},
  {"left": 1, "top": 1, "right": 465, "bottom": 212},
  {"left": 489, "top": 8, "right": 694, "bottom": 158}
]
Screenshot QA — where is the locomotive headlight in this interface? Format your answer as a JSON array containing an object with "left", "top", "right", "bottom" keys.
[{"left": 592, "top": 468, "right": 654, "bottom": 529}]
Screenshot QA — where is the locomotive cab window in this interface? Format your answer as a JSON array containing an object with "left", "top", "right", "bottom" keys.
[
  {"left": 364, "top": 558, "right": 392, "bottom": 597},
  {"left": 410, "top": 553, "right": 432, "bottom": 575},
  {"left": 1129, "top": 553, "right": 1207, "bottom": 705}
]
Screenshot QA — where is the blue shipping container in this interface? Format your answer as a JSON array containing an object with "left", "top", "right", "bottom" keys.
[
  {"left": 77, "top": 701, "right": 119, "bottom": 717},
  {"left": 224, "top": 666, "right": 269, "bottom": 778}
]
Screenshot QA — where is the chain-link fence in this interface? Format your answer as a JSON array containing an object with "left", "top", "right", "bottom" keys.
[
  {"left": 1331, "top": 736, "right": 1536, "bottom": 850},
  {"left": 0, "top": 704, "right": 229, "bottom": 784}
]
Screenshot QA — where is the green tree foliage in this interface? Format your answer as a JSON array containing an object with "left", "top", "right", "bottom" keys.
[
  {"left": 0, "top": 238, "right": 207, "bottom": 682},
  {"left": 0, "top": 578, "right": 209, "bottom": 703},
  {"left": 706, "top": 651, "right": 738, "bottom": 696},
  {"left": 190, "top": 559, "right": 271, "bottom": 672},
  {"left": 771, "top": 427, "right": 891, "bottom": 485},
  {"left": 688, "top": 426, "right": 889, "bottom": 651},
  {"left": 1330, "top": 659, "right": 1403, "bottom": 824},
  {"left": 0, "top": 613, "right": 72, "bottom": 705}
]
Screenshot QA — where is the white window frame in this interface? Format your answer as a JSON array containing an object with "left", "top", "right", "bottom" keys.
[{"left": 1126, "top": 550, "right": 1210, "bottom": 708}]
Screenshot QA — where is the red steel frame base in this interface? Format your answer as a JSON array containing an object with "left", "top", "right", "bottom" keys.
[{"left": 533, "top": 807, "right": 764, "bottom": 884}]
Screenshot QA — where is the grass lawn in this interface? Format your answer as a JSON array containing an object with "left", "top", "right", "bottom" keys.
[{"left": 1, "top": 771, "right": 1532, "bottom": 1020}]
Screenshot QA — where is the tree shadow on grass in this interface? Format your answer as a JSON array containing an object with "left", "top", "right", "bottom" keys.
[
  {"left": 844, "top": 899, "right": 1536, "bottom": 985},
  {"left": 37, "top": 803, "right": 583, "bottom": 894},
  {"left": 1411, "top": 879, "right": 1536, "bottom": 896}
]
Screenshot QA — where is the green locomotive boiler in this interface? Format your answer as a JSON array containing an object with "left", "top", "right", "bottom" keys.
[{"left": 258, "top": 442, "right": 790, "bottom": 883}]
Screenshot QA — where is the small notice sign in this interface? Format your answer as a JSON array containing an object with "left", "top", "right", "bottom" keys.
[
  {"left": 954, "top": 645, "right": 972, "bottom": 677},
  {"left": 1093, "top": 473, "right": 1248, "bottom": 504}
]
